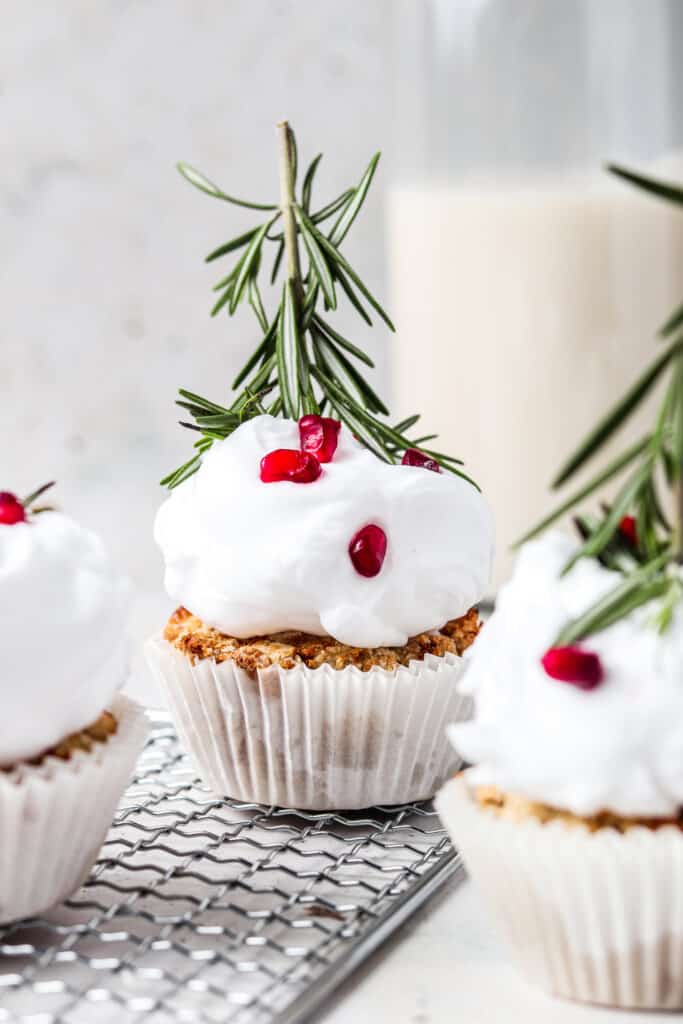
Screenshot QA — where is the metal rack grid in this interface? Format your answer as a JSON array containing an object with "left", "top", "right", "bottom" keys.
[{"left": 0, "top": 714, "right": 463, "bottom": 1024}]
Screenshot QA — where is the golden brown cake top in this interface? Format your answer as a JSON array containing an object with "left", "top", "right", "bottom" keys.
[
  {"left": 2, "top": 711, "right": 118, "bottom": 771},
  {"left": 164, "top": 606, "right": 481, "bottom": 672},
  {"left": 473, "top": 782, "right": 683, "bottom": 833}
]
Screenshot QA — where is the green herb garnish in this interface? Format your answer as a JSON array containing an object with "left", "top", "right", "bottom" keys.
[
  {"left": 162, "top": 121, "right": 473, "bottom": 490},
  {"left": 518, "top": 163, "right": 683, "bottom": 641}
]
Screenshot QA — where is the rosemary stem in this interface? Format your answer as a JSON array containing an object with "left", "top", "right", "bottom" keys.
[
  {"left": 276, "top": 120, "right": 303, "bottom": 305},
  {"left": 678, "top": 356, "right": 683, "bottom": 564}
]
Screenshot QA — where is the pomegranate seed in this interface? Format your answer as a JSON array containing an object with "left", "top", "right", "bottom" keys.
[
  {"left": 260, "top": 449, "right": 322, "bottom": 484},
  {"left": 299, "top": 414, "right": 341, "bottom": 463},
  {"left": 619, "top": 515, "right": 637, "bottom": 546},
  {"left": 0, "top": 492, "right": 26, "bottom": 526},
  {"left": 541, "top": 645, "right": 604, "bottom": 690},
  {"left": 402, "top": 448, "right": 441, "bottom": 473},
  {"left": 349, "top": 524, "right": 387, "bottom": 578}
]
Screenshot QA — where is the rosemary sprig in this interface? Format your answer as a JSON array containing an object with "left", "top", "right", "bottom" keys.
[
  {"left": 163, "top": 121, "right": 472, "bottom": 489},
  {"left": 518, "top": 162, "right": 683, "bottom": 642}
]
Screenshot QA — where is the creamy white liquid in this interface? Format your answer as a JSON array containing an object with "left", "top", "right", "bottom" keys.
[{"left": 388, "top": 171, "right": 683, "bottom": 587}]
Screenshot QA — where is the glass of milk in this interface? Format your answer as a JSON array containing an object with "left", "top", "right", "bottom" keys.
[{"left": 389, "top": 0, "right": 683, "bottom": 588}]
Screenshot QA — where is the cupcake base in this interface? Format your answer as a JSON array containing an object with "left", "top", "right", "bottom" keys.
[
  {"left": 0, "top": 695, "right": 148, "bottom": 925},
  {"left": 146, "top": 636, "right": 472, "bottom": 810},
  {"left": 436, "top": 775, "right": 683, "bottom": 1009}
]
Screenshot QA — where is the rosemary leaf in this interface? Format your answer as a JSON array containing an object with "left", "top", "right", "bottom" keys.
[
  {"left": 658, "top": 299, "right": 683, "bottom": 339},
  {"left": 205, "top": 227, "right": 260, "bottom": 264},
  {"left": 330, "top": 152, "right": 380, "bottom": 245},
  {"left": 312, "top": 328, "right": 388, "bottom": 415},
  {"left": 288, "top": 126, "right": 298, "bottom": 188},
  {"left": 310, "top": 371, "right": 390, "bottom": 461},
  {"left": 553, "top": 337, "right": 683, "bottom": 488},
  {"left": 393, "top": 414, "right": 421, "bottom": 434},
  {"left": 160, "top": 454, "right": 202, "bottom": 488},
  {"left": 302, "top": 153, "right": 322, "bottom": 212},
  {"left": 211, "top": 284, "right": 234, "bottom": 317},
  {"left": 194, "top": 412, "right": 242, "bottom": 431},
  {"left": 177, "top": 162, "right": 277, "bottom": 211},
  {"left": 555, "top": 557, "right": 672, "bottom": 645},
  {"left": 22, "top": 481, "right": 56, "bottom": 508},
  {"left": 229, "top": 219, "right": 274, "bottom": 315},
  {"left": 312, "top": 314, "right": 375, "bottom": 367},
  {"left": 607, "top": 164, "right": 683, "bottom": 207},
  {"left": 516, "top": 435, "right": 651, "bottom": 546},
  {"left": 301, "top": 282, "right": 319, "bottom": 330},
  {"left": 270, "top": 239, "right": 284, "bottom": 284},
  {"left": 176, "top": 400, "right": 216, "bottom": 418},
  {"left": 311, "top": 188, "right": 355, "bottom": 225},
  {"left": 653, "top": 578, "right": 683, "bottom": 632},
  {"left": 248, "top": 271, "right": 268, "bottom": 332},
  {"left": 561, "top": 460, "right": 653, "bottom": 574},
  {"left": 672, "top": 357, "right": 683, "bottom": 471},
  {"left": 294, "top": 206, "right": 337, "bottom": 308},
  {"left": 232, "top": 357, "right": 275, "bottom": 408},
  {"left": 312, "top": 225, "right": 396, "bottom": 331},
  {"left": 177, "top": 389, "right": 229, "bottom": 414},
  {"left": 212, "top": 264, "right": 240, "bottom": 291},
  {"left": 332, "top": 263, "right": 373, "bottom": 325}
]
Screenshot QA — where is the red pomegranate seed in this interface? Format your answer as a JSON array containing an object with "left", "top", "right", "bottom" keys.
[
  {"left": 402, "top": 448, "right": 441, "bottom": 473},
  {"left": 619, "top": 515, "right": 637, "bottom": 546},
  {"left": 0, "top": 492, "right": 26, "bottom": 526},
  {"left": 348, "top": 524, "right": 387, "bottom": 578},
  {"left": 298, "top": 414, "right": 341, "bottom": 463},
  {"left": 260, "top": 449, "right": 322, "bottom": 484},
  {"left": 541, "top": 645, "right": 604, "bottom": 690}
]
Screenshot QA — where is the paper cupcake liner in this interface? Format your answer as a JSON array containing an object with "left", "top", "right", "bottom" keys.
[
  {"left": 145, "top": 636, "right": 471, "bottom": 809},
  {"left": 0, "top": 695, "right": 148, "bottom": 925},
  {"left": 436, "top": 775, "right": 683, "bottom": 1009}
]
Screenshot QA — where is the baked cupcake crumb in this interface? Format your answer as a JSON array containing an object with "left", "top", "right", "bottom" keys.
[
  {"left": 164, "top": 606, "right": 481, "bottom": 671},
  {"left": 3, "top": 712, "right": 119, "bottom": 770},
  {"left": 473, "top": 782, "right": 683, "bottom": 833}
]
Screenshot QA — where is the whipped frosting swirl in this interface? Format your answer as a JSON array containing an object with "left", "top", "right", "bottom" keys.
[
  {"left": 0, "top": 512, "right": 129, "bottom": 764},
  {"left": 155, "top": 415, "right": 494, "bottom": 647},
  {"left": 450, "top": 531, "right": 683, "bottom": 818}
]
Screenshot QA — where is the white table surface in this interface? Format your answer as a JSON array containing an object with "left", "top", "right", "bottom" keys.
[
  {"left": 128, "top": 594, "right": 668, "bottom": 1024},
  {"left": 320, "top": 876, "right": 666, "bottom": 1024}
]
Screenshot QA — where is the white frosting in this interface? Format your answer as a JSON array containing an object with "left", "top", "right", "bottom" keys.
[
  {"left": 155, "top": 415, "right": 494, "bottom": 647},
  {"left": 450, "top": 531, "right": 683, "bottom": 818},
  {"left": 0, "top": 512, "right": 129, "bottom": 764}
]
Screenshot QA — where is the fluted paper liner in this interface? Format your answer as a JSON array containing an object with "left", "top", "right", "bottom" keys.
[
  {"left": 145, "top": 636, "right": 471, "bottom": 809},
  {"left": 436, "top": 775, "right": 683, "bottom": 1009},
  {"left": 0, "top": 695, "right": 148, "bottom": 925}
]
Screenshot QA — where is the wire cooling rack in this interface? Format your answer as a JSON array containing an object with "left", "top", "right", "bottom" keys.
[{"left": 0, "top": 713, "right": 463, "bottom": 1024}]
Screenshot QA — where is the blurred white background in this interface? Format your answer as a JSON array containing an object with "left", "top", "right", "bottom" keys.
[{"left": 1, "top": 1, "right": 395, "bottom": 625}]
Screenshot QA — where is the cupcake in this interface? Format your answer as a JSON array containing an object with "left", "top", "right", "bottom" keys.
[
  {"left": 0, "top": 485, "right": 148, "bottom": 923},
  {"left": 147, "top": 414, "right": 493, "bottom": 809},
  {"left": 147, "top": 122, "right": 494, "bottom": 809},
  {"left": 437, "top": 531, "right": 683, "bottom": 1009}
]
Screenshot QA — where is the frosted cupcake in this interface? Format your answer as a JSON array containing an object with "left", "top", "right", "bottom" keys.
[
  {"left": 147, "top": 414, "right": 493, "bottom": 809},
  {"left": 437, "top": 531, "right": 683, "bottom": 1009},
  {"left": 147, "top": 123, "right": 494, "bottom": 807},
  {"left": 0, "top": 485, "right": 148, "bottom": 923}
]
